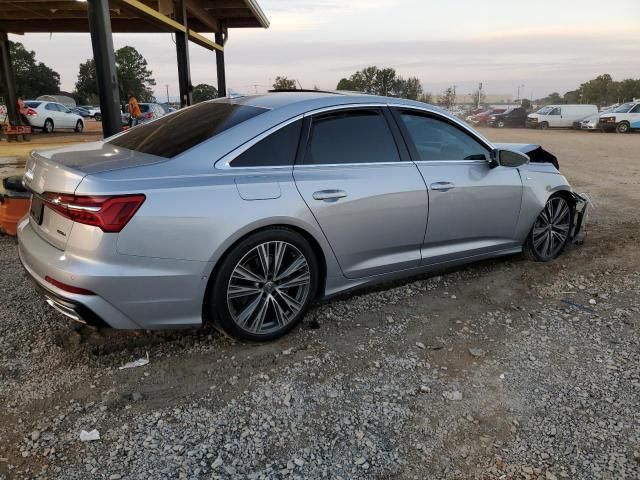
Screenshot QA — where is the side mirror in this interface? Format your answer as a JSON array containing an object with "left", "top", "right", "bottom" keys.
[{"left": 490, "top": 149, "right": 530, "bottom": 168}]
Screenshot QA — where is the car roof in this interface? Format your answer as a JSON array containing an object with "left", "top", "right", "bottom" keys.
[{"left": 226, "top": 91, "right": 443, "bottom": 116}]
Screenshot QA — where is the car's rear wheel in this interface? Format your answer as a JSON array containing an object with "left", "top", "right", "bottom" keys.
[
  {"left": 74, "top": 120, "right": 84, "bottom": 133},
  {"left": 209, "top": 228, "right": 318, "bottom": 341},
  {"left": 538, "top": 121, "right": 549, "bottom": 130},
  {"left": 42, "top": 118, "right": 53, "bottom": 133},
  {"left": 94, "top": 114, "right": 102, "bottom": 122},
  {"left": 616, "top": 122, "right": 630, "bottom": 134},
  {"left": 523, "top": 195, "right": 572, "bottom": 262}
]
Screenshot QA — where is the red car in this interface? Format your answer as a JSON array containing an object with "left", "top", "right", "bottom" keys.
[{"left": 466, "top": 108, "right": 507, "bottom": 126}]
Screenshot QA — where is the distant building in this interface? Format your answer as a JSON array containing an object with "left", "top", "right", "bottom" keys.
[{"left": 457, "top": 94, "right": 513, "bottom": 105}]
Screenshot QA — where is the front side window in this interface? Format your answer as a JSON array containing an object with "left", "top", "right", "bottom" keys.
[
  {"left": 630, "top": 104, "right": 640, "bottom": 113},
  {"left": 549, "top": 107, "right": 560, "bottom": 115},
  {"left": 231, "top": 120, "right": 302, "bottom": 167},
  {"left": 108, "top": 101, "right": 268, "bottom": 158},
  {"left": 398, "top": 112, "right": 491, "bottom": 161},
  {"left": 304, "top": 109, "right": 400, "bottom": 165}
]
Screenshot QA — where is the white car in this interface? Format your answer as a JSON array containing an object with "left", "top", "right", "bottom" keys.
[
  {"left": 24, "top": 101, "right": 85, "bottom": 133},
  {"left": 598, "top": 101, "right": 640, "bottom": 133}
]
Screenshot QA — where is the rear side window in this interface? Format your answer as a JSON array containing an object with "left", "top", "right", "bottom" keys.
[
  {"left": 45, "top": 103, "right": 57, "bottom": 111},
  {"left": 231, "top": 120, "right": 302, "bottom": 167},
  {"left": 304, "top": 109, "right": 400, "bottom": 165},
  {"left": 108, "top": 102, "right": 268, "bottom": 158}
]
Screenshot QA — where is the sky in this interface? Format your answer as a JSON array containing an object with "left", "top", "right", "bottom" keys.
[{"left": 9, "top": 0, "right": 640, "bottom": 101}]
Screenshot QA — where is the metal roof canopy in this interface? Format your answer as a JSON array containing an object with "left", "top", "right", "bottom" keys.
[{"left": 0, "top": 0, "right": 269, "bottom": 138}]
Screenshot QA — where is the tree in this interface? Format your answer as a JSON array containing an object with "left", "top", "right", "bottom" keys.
[
  {"left": 115, "top": 46, "right": 156, "bottom": 101},
  {"left": 520, "top": 98, "right": 532, "bottom": 110},
  {"left": 75, "top": 58, "right": 99, "bottom": 104},
  {"left": 272, "top": 76, "right": 297, "bottom": 90},
  {"left": 192, "top": 83, "right": 218, "bottom": 103},
  {"left": 563, "top": 90, "right": 581, "bottom": 104},
  {"left": 438, "top": 86, "right": 457, "bottom": 109},
  {"left": 0, "top": 41, "right": 60, "bottom": 100},
  {"left": 74, "top": 46, "right": 156, "bottom": 104},
  {"left": 336, "top": 77, "right": 355, "bottom": 91},
  {"left": 537, "top": 92, "right": 563, "bottom": 105},
  {"left": 394, "top": 76, "right": 423, "bottom": 100}
]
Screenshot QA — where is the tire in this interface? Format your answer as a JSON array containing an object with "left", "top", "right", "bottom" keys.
[
  {"left": 538, "top": 121, "right": 549, "bottom": 130},
  {"left": 616, "top": 122, "right": 630, "bottom": 134},
  {"left": 94, "top": 114, "right": 102, "bottom": 122},
  {"left": 208, "top": 228, "right": 319, "bottom": 341},
  {"left": 74, "top": 120, "right": 84, "bottom": 133},
  {"left": 523, "top": 195, "right": 572, "bottom": 262},
  {"left": 42, "top": 118, "right": 53, "bottom": 133},
  {"left": 497, "top": 120, "right": 505, "bottom": 128}
]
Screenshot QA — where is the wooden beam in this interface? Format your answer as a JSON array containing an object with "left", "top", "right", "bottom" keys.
[
  {"left": 112, "top": 0, "right": 223, "bottom": 50},
  {"left": 185, "top": 0, "right": 219, "bottom": 32}
]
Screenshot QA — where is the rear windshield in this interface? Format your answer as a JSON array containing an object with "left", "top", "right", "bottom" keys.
[
  {"left": 139, "top": 104, "right": 151, "bottom": 112},
  {"left": 25, "top": 101, "right": 41, "bottom": 108},
  {"left": 108, "top": 102, "right": 268, "bottom": 158}
]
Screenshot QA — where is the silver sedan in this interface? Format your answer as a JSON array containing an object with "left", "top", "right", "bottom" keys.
[{"left": 18, "top": 92, "right": 587, "bottom": 340}]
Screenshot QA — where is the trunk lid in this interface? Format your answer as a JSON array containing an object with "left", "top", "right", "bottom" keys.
[{"left": 23, "top": 141, "right": 165, "bottom": 250}]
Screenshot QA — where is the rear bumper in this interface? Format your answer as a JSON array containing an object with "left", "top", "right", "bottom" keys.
[{"left": 17, "top": 217, "right": 212, "bottom": 329}]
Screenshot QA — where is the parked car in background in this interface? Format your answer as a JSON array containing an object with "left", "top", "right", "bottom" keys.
[
  {"left": 526, "top": 104, "right": 598, "bottom": 129},
  {"left": 158, "top": 103, "right": 176, "bottom": 114},
  {"left": 488, "top": 107, "right": 528, "bottom": 128},
  {"left": 80, "top": 106, "right": 102, "bottom": 121},
  {"left": 467, "top": 108, "right": 506, "bottom": 126},
  {"left": 69, "top": 106, "right": 91, "bottom": 118},
  {"left": 575, "top": 107, "right": 613, "bottom": 130},
  {"left": 18, "top": 92, "right": 587, "bottom": 341},
  {"left": 121, "top": 102, "right": 167, "bottom": 126},
  {"left": 23, "top": 101, "right": 84, "bottom": 133},
  {"left": 598, "top": 101, "right": 640, "bottom": 133}
]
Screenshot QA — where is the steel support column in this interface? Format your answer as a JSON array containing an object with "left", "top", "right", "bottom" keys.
[
  {"left": 0, "top": 32, "right": 19, "bottom": 126},
  {"left": 87, "top": 0, "right": 121, "bottom": 138},
  {"left": 215, "top": 31, "right": 226, "bottom": 97},
  {"left": 174, "top": 0, "right": 192, "bottom": 107}
]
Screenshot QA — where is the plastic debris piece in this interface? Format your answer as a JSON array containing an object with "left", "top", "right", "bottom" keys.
[
  {"left": 80, "top": 429, "right": 100, "bottom": 442},
  {"left": 119, "top": 352, "right": 149, "bottom": 370}
]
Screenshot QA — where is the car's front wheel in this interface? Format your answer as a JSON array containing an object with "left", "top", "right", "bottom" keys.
[
  {"left": 523, "top": 195, "right": 572, "bottom": 262},
  {"left": 538, "top": 121, "right": 549, "bottom": 130},
  {"left": 616, "top": 122, "right": 630, "bottom": 134},
  {"left": 496, "top": 120, "right": 505, "bottom": 128},
  {"left": 209, "top": 228, "right": 319, "bottom": 341}
]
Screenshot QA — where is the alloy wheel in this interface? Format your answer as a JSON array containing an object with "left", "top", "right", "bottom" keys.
[
  {"left": 531, "top": 197, "right": 571, "bottom": 259},
  {"left": 227, "top": 241, "right": 311, "bottom": 335}
]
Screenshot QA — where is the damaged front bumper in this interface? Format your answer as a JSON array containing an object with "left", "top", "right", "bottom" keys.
[{"left": 569, "top": 192, "right": 589, "bottom": 245}]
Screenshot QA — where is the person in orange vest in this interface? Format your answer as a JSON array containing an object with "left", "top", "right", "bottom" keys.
[
  {"left": 128, "top": 92, "right": 142, "bottom": 127},
  {"left": 17, "top": 95, "right": 30, "bottom": 126}
]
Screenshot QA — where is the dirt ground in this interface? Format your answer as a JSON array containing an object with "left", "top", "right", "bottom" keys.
[{"left": 0, "top": 128, "right": 638, "bottom": 479}]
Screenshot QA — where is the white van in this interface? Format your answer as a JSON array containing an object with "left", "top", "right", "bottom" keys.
[
  {"left": 598, "top": 101, "right": 640, "bottom": 133},
  {"left": 526, "top": 104, "right": 598, "bottom": 129}
]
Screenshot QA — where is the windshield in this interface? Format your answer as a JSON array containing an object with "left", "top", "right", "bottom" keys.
[
  {"left": 613, "top": 102, "right": 635, "bottom": 113},
  {"left": 108, "top": 101, "right": 268, "bottom": 158},
  {"left": 536, "top": 106, "right": 553, "bottom": 115}
]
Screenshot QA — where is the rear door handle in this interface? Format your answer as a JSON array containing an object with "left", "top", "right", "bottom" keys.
[
  {"left": 312, "top": 189, "right": 347, "bottom": 201},
  {"left": 430, "top": 182, "right": 455, "bottom": 191}
]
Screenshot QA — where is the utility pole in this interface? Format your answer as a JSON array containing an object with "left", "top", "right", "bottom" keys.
[
  {"left": 165, "top": 84, "right": 169, "bottom": 104},
  {"left": 477, "top": 82, "right": 483, "bottom": 109}
]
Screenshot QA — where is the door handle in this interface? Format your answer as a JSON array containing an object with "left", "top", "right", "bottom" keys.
[
  {"left": 312, "top": 189, "right": 347, "bottom": 201},
  {"left": 430, "top": 182, "right": 455, "bottom": 191}
]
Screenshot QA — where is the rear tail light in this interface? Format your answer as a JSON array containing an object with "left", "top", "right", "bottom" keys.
[
  {"left": 42, "top": 193, "right": 145, "bottom": 232},
  {"left": 26, "top": 108, "right": 37, "bottom": 116},
  {"left": 145, "top": 112, "right": 153, "bottom": 119},
  {"left": 45, "top": 276, "right": 96, "bottom": 295}
]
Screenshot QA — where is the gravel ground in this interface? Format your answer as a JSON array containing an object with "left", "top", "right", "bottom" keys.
[{"left": 0, "top": 129, "right": 638, "bottom": 479}]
